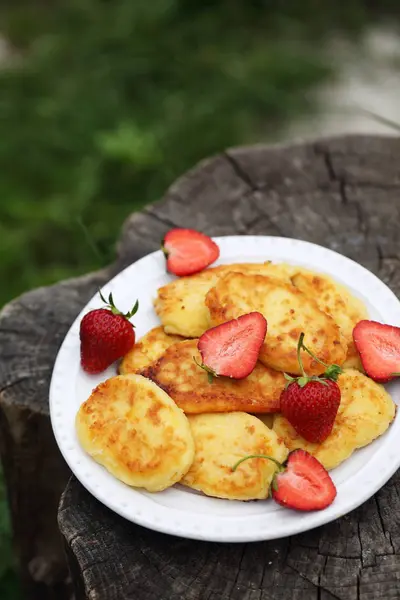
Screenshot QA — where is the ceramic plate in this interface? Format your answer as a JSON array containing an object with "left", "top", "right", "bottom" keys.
[{"left": 50, "top": 236, "right": 400, "bottom": 542}]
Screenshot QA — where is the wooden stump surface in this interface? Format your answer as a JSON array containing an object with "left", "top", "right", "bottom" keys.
[{"left": 1, "top": 134, "right": 400, "bottom": 600}]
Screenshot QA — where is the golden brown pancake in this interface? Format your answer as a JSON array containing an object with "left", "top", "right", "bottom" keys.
[
  {"left": 153, "top": 262, "right": 293, "bottom": 338},
  {"left": 76, "top": 374, "right": 195, "bottom": 492},
  {"left": 254, "top": 414, "right": 275, "bottom": 429},
  {"left": 119, "top": 326, "right": 183, "bottom": 374},
  {"left": 291, "top": 270, "right": 368, "bottom": 370},
  {"left": 141, "top": 339, "right": 285, "bottom": 414},
  {"left": 181, "top": 412, "right": 289, "bottom": 500},
  {"left": 206, "top": 272, "right": 347, "bottom": 375},
  {"left": 273, "top": 369, "right": 395, "bottom": 470}
]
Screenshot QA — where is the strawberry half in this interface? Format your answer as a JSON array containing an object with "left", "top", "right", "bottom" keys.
[
  {"left": 197, "top": 312, "right": 267, "bottom": 380},
  {"left": 80, "top": 291, "right": 138, "bottom": 374},
  {"left": 272, "top": 450, "right": 337, "bottom": 511},
  {"left": 280, "top": 332, "right": 342, "bottom": 443},
  {"left": 353, "top": 320, "right": 400, "bottom": 382},
  {"left": 162, "top": 228, "right": 219, "bottom": 276},
  {"left": 231, "top": 449, "right": 336, "bottom": 511}
]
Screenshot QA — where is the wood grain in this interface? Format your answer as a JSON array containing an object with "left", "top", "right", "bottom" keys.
[{"left": 1, "top": 134, "right": 399, "bottom": 599}]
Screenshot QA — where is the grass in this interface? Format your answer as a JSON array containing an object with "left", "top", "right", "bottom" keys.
[{"left": 0, "top": 1, "right": 399, "bottom": 597}]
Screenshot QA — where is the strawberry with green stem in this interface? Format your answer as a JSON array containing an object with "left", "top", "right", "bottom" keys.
[
  {"left": 80, "top": 290, "right": 139, "bottom": 374},
  {"left": 280, "top": 332, "right": 342, "bottom": 443}
]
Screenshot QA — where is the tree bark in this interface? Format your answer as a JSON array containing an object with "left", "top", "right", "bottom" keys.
[{"left": 1, "top": 134, "right": 400, "bottom": 599}]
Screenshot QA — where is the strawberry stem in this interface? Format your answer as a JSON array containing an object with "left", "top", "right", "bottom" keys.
[
  {"left": 296, "top": 332, "right": 307, "bottom": 378},
  {"left": 298, "top": 331, "right": 329, "bottom": 368},
  {"left": 98, "top": 289, "right": 139, "bottom": 321},
  {"left": 160, "top": 240, "right": 169, "bottom": 257},
  {"left": 284, "top": 332, "right": 342, "bottom": 387},
  {"left": 298, "top": 332, "right": 342, "bottom": 382},
  {"left": 231, "top": 454, "right": 284, "bottom": 472},
  {"left": 193, "top": 356, "right": 216, "bottom": 383}
]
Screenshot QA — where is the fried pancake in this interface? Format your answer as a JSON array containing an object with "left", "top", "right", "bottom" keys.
[
  {"left": 76, "top": 374, "right": 195, "bottom": 492},
  {"left": 254, "top": 414, "right": 275, "bottom": 429},
  {"left": 154, "top": 262, "right": 293, "bottom": 338},
  {"left": 291, "top": 270, "right": 368, "bottom": 370},
  {"left": 206, "top": 272, "right": 347, "bottom": 375},
  {"left": 141, "top": 339, "right": 285, "bottom": 414},
  {"left": 119, "top": 326, "right": 183, "bottom": 374},
  {"left": 181, "top": 412, "right": 289, "bottom": 500},
  {"left": 273, "top": 369, "right": 395, "bottom": 470}
]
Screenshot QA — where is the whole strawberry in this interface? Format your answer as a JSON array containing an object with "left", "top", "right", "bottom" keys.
[
  {"left": 80, "top": 291, "right": 139, "bottom": 374},
  {"left": 280, "top": 333, "right": 342, "bottom": 443}
]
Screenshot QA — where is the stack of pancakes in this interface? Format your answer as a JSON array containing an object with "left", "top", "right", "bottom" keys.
[{"left": 76, "top": 262, "right": 395, "bottom": 500}]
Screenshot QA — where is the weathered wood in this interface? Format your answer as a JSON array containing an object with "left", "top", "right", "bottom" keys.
[
  {"left": 1, "top": 134, "right": 400, "bottom": 599},
  {"left": 0, "top": 271, "right": 111, "bottom": 599}
]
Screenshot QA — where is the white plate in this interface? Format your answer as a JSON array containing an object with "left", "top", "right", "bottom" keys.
[{"left": 50, "top": 236, "right": 400, "bottom": 543}]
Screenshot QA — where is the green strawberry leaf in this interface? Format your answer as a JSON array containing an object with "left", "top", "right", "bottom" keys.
[{"left": 323, "top": 363, "right": 342, "bottom": 381}]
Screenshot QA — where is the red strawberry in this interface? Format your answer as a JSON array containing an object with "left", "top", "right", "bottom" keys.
[
  {"left": 197, "top": 312, "right": 267, "bottom": 380},
  {"left": 353, "top": 320, "right": 400, "bottom": 382},
  {"left": 231, "top": 449, "right": 336, "bottom": 511},
  {"left": 80, "top": 291, "right": 138, "bottom": 374},
  {"left": 162, "top": 228, "right": 219, "bottom": 276},
  {"left": 280, "top": 333, "right": 342, "bottom": 443},
  {"left": 272, "top": 450, "right": 336, "bottom": 511}
]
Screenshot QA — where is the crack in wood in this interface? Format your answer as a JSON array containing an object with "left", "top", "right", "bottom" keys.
[
  {"left": 223, "top": 152, "right": 258, "bottom": 191},
  {"left": 357, "top": 519, "right": 363, "bottom": 569},
  {"left": 375, "top": 496, "right": 395, "bottom": 555},
  {"left": 317, "top": 554, "right": 327, "bottom": 600},
  {"left": 231, "top": 544, "right": 247, "bottom": 590},
  {"left": 288, "top": 562, "right": 342, "bottom": 600},
  {"left": 339, "top": 181, "right": 348, "bottom": 205},
  {"left": 0, "top": 375, "right": 32, "bottom": 395},
  {"left": 143, "top": 208, "right": 180, "bottom": 230},
  {"left": 352, "top": 199, "right": 368, "bottom": 237},
  {"left": 377, "top": 243, "right": 384, "bottom": 271},
  {"left": 319, "top": 148, "right": 337, "bottom": 184}
]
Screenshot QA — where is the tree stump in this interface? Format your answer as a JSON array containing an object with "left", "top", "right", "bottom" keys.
[{"left": 1, "top": 134, "right": 400, "bottom": 600}]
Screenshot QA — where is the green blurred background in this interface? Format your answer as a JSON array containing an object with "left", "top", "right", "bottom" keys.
[{"left": 0, "top": 1, "right": 399, "bottom": 597}]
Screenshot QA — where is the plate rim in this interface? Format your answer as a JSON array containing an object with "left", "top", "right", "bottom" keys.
[{"left": 49, "top": 235, "right": 400, "bottom": 543}]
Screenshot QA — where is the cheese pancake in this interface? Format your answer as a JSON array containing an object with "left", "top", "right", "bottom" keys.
[
  {"left": 291, "top": 270, "right": 368, "bottom": 370},
  {"left": 153, "top": 262, "right": 293, "bottom": 338},
  {"left": 76, "top": 374, "right": 195, "bottom": 492},
  {"left": 254, "top": 414, "right": 275, "bottom": 429},
  {"left": 206, "top": 272, "right": 347, "bottom": 375},
  {"left": 273, "top": 369, "right": 395, "bottom": 470},
  {"left": 181, "top": 412, "right": 289, "bottom": 500},
  {"left": 119, "top": 326, "right": 183, "bottom": 374},
  {"left": 141, "top": 339, "right": 285, "bottom": 414}
]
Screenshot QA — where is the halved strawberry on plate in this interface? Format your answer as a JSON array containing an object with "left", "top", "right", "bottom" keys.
[
  {"left": 197, "top": 312, "right": 267, "bottom": 380},
  {"left": 162, "top": 228, "right": 219, "bottom": 276},
  {"left": 272, "top": 449, "right": 337, "bottom": 511},
  {"left": 232, "top": 449, "right": 337, "bottom": 511},
  {"left": 353, "top": 320, "right": 400, "bottom": 382}
]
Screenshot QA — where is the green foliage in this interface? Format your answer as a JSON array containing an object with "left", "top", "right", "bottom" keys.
[{"left": 1, "top": 0, "right": 398, "bottom": 307}]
